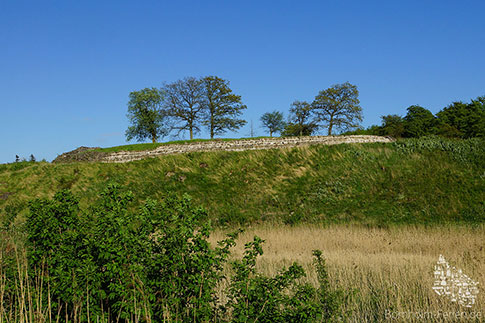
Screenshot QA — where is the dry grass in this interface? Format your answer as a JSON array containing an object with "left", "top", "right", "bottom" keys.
[{"left": 211, "top": 224, "right": 485, "bottom": 322}]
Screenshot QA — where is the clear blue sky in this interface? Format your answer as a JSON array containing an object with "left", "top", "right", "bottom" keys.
[{"left": 1, "top": 0, "right": 484, "bottom": 163}]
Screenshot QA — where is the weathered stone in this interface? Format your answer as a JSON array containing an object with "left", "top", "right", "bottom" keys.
[
  {"left": 102, "top": 135, "right": 395, "bottom": 163},
  {"left": 53, "top": 146, "right": 107, "bottom": 163}
]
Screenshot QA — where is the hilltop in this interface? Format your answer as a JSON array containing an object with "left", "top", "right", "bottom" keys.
[
  {"left": 1, "top": 136, "right": 484, "bottom": 226},
  {"left": 52, "top": 135, "right": 393, "bottom": 163}
]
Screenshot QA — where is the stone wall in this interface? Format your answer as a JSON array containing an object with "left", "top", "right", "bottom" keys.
[{"left": 102, "top": 135, "right": 394, "bottom": 163}]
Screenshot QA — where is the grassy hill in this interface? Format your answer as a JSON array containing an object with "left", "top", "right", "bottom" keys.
[{"left": 1, "top": 136, "right": 484, "bottom": 226}]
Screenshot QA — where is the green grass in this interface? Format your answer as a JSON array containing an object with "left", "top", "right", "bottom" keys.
[
  {"left": 95, "top": 136, "right": 272, "bottom": 153},
  {"left": 1, "top": 137, "right": 484, "bottom": 227}
]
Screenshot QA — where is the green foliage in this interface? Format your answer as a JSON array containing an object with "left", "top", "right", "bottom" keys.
[
  {"left": 393, "top": 136, "right": 485, "bottom": 167},
  {"left": 403, "top": 105, "right": 437, "bottom": 138},
  {"left": 6, "top": 185, "right": 348, "bottom": 321},
  {"left": 201, "top": 76, "right": 247, "bottom": 139},
  {"left": 163, "top": 77, "right": 205, "bottom": 140},
  {"left": 260, "top": 110, "right": 285, "bottom": 137},
  {"left": 436, "top": 98, "right": 485, "bottom": 138},
  {"left": 312, "top": 82, "right": 363, "bottom": 135},
  {"left": 225, "top": 237, "right": 346, "bottom": 322},
  {"left": 346, "top": 95, "right": 485, "bottom": 140},
  {"left": 126, "top": 87, "right": 169, "bottom": 143},
  {"left": 282, "top": 123, "right": 318, "bottom": 137},
  {"left": 27, "top": 190, "right": 92, "bottom": 317},
  {"left": 379, "top": 114, "right": 405, "bottom": 138},
  {"left": 143, "top": 193, "right": 236, "bottom": 321},
  {"left": 0, "top": 160, "right": 34, "bottom": 173},
  {"left": 1, "top": 138, "right": 484, "bottom": 227},
  {"left": 282, "top": 100, "right": 318, "bottom": 136}
]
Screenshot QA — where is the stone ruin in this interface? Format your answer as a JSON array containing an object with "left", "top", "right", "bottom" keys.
[{"left": 54, "top": 135, "right": 395, "bottom": 164}]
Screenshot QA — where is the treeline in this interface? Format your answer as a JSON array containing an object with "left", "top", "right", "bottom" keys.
[
  {"left": 126, "top": 80, "right": 364, "bottom": 142},
  {"left": 126, "top": 76, "right": 247, "bottom": 142},
  {"left": 346, "top": 96, "right": 485, "bottom": 138},
  {"left": 126, "top": 77, "right": 484, "bottom": 142},
  {"left": 260, "top": 82, "right": 363, "bottom": 137}
]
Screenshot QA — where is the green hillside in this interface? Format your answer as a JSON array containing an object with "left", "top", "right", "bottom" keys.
[{"left": 1, "top": 137, "right": 484, "bottom": 226}]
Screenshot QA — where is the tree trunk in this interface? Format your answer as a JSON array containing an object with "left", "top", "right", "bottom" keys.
[
  {"left": 210, "top": 112, "right": 214, "bottom": 139},
  {"left": 328, "top": 115, "right": 334, "bottom": 136},
  {"left": 270, "top": 130, "right": 273, "bottom": 137},
  {"left": 151, "top": 133, "right": 157, "bottom": 143},
  {"left": 190, "top": 127, "right": 193, "bottom": 140}
]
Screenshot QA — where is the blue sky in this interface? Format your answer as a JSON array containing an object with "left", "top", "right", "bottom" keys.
[{"left": 1, "top": 0, "right": 484, "bottom": 163}]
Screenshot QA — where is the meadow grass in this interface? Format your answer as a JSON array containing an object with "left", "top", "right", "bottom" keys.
[
  {"left": 3, "top": 224, "right": 482, "bottom": 322},
  {"left": 211, "top": 224, "right": 485, "bottom": 322},
  {"left": 1, "top": 139, "right": 484, "bottom": 227},
  {"left": 0, "top": 138, "right": 483, "bottom": 321}
]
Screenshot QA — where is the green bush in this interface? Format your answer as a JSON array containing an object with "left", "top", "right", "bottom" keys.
[
  {"left": 2, "top": 184, "right": 348, "bottom": 322},
  {"left": 225, "top": 238, "right": 346, "bottom": 322}
]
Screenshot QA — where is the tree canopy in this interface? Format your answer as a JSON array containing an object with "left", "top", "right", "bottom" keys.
[
  {"left": 436, "top": 98, "right": 485, "bottom": 138},
  {"left": 260, "top": 111, "right": 285, "bottom": 137},
  {"left": 162, "top": 77, "right": 204, "bottom": 140},
  {"left": 403, "top": 105, "right": 437, "bottom": 138},
  {"left": 282, "top": 101, "right": 318, "bottom": 136},
  {"left": 379, "top": 114, "right": 405, "bottom": 138},
  {"left": 201, "top": 76, "right": 247, "bottom": 139},
  {"left": 125, "top": 88, "right": 168, "bottom": 143},
  {"left": 124, "top": 77, "right": 483, "bottom": 142},
  {"left": 312, "top": 82, "right": 362, "bottom": 135}
]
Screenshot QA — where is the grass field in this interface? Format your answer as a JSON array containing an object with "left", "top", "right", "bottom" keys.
[
  {"left": 1, "top": 137, "right": 484, "bottom": 321},
  {"left": 1, "top": 137, "right": 484, "bottom": 227},
  {"left": 211, "top": 224, "right": 485, "bottom": 322}
]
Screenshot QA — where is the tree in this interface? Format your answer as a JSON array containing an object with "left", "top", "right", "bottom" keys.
[
  {"left": 436, "top": 97, "right": 485, "bottom": 138},
  {"left": 379, "top": 114, "right": 405, "bottom": 138},
  {"left": 260, "top": 111, "right": 285, "bottom": 137},
  {"left": 312, "top": 82, "right": 363, "bottom": 135},
  {"left": 29, "top": 154, "right": 36, "bottom": 162},
  {"left": 467, "top": 96, "right": 485, "bottom": 137},
  {"left": 201, "top": 76, "right": 247, "bottom": 139},
  {"left": 282, "top": 100, "right": 318, "bottom": 136},
  {"left": 125, "top": 88, "right": 169, "bottom": 143},
  {"left": 15, "top": 155, "right": 20, "bottom": 163},
  {"left": 403, "top": 105, "right": 437, "bottom": 138},
  {"left": 163, "top": 77, "right": 204, "bottom": 140}
]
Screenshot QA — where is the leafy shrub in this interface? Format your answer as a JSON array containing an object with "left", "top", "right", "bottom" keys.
[
  {"left": 224, "top": 238, "right": 346, "bottom": 322},
  {"left": 394, "top": 136, "right": 485, "bottom": 166},
  {"left": 3, "top": 184, "right": 348, "bottom": 321}
]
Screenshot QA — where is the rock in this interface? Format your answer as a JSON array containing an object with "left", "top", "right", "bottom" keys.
[
  {"left": 55, "top": 136, "right": 395, "bottom": 164},
  {"left": 52, "top": 146, "right": 107, "bottom": 163}
]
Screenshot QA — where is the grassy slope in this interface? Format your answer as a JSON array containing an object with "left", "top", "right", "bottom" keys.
[{"left": 1, "top": 138, "right": 484, "bottom": 226}]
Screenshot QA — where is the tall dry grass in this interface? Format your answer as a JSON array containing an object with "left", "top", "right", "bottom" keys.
[
  {"left": 2, "top": 224, "right": 483, "bottom": 322},
  {"left": 211, "top": 224, "right": 484, "bottom": 322},
  {"left": 0, "top": 240, "right": 151, "bottom": 323}
]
